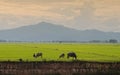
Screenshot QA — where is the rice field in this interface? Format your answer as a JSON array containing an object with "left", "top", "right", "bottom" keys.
[{"left": 0, "top": 43, "right": 120, "bottom": 62}]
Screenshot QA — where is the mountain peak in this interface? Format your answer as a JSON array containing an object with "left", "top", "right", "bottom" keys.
[
  {"left": 0, "top": 22, "right": 119, "bottom": 42},
  {"left": 38, "top": 21, "right": 51, "bottom": 25}
]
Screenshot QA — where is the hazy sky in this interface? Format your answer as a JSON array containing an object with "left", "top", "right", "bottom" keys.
[{"left": 0, "top": 0, "right": 120, "bottom": 32}]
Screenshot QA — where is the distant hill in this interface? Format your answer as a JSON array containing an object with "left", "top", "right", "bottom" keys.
[{"left": 0, "top": 22, "right": 120, "bottom": 42}]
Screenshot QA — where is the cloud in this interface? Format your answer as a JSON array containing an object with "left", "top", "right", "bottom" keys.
[
  {"left": 0, "top": 0, "right": 83, "bottom": 29},
  {"left": 64, "top": 0, "right": 120, "bottom": 32},
  {"left": 0, "top": 0, "right": 120, "bottom": 32}
]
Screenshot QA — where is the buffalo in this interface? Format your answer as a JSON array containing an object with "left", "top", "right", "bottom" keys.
[
  {"left": 59, "top": 53, "right": 65, "bottom": 58},
  {"left": 33, "top": 52, "right": 42, "bottom": 58},
  {"left": 67, "top": 52, "right": 77, "bottom": 59}
]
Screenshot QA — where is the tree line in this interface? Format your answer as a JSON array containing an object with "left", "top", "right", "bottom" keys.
[{"left": 0, "top": 39, "right": 118, "bottom": 43}]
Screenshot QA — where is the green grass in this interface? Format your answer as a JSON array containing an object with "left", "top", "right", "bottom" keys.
[{"left": 0, "top": 43, "right": 120, "bottom": 62}]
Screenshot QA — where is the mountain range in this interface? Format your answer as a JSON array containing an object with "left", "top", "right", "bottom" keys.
[{"left": 0, "top": 22, "right": 120, "bottom": 42}]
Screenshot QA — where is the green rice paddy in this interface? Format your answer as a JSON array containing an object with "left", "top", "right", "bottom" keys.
[{"left": 0, "top": 43, "right": 120, "bottom": 62}]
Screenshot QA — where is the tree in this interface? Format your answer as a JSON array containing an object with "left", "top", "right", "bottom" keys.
[{"left": 109, "top": 39, "right": 118, "bottom": 43}]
